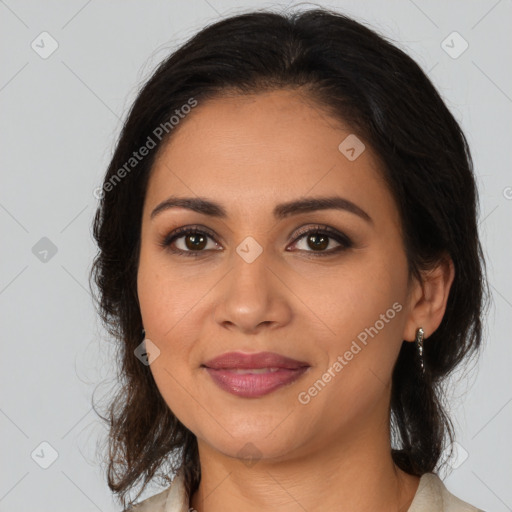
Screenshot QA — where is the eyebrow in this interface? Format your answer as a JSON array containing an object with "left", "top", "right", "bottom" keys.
[{"left": 150, "top": 195, "right": 373, "bottom": 224}]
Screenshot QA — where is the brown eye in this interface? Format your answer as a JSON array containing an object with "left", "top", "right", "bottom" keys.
[
  {"left": 160, "top": 224, "right": 352, "bottom": 258},
  {"left": 290, "top": 225, "right": 353, "bottom": 256},
  {"left": 305, "top": 232, "right": 330, "bottom": 251},
  {"left": 183, "top": 232, "right": 208, "bottom": 251},
  {"left": 160, "top": 226, "right": 220, "bottom": 257}
]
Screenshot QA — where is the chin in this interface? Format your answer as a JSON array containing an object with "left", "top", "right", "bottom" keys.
[
  {"left": 212, "top": 435, "right": 301, "bottom": 464},
  {"left": 193, "top": 414, "right": 310, "bottom": 463}
]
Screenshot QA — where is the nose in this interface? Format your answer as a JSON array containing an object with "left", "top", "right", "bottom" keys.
[{"left": 212, "top": 246, "right": 293, "bottom": 334}]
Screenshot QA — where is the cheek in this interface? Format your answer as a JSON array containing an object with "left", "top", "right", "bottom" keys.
[
  {"left": 292, "top": 252, "right": 403, "bottom": 338},
  {"left": 138, "top": 274, "right": 196, "bottom": 376},
  {"left": 137, "top": 251, "right": 205, "bottom": 413},
  {"left": 299, "top": 250, "right": 408, "bottom": 388},
  {"left": 137, "top": 247, "right": 203, "bottom": 338}
]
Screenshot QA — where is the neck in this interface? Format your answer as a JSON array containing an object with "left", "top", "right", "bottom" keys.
[{"left": 189, "top": 412, "right": 420, "bottom": 512}]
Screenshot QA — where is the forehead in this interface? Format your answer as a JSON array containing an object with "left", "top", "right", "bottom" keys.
[{"left": 145, "top": 90, "right": 397, "bottom": 226}]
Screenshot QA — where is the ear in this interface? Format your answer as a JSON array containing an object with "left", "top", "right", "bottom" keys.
[{"left": 402, "top": 254, "right": 455, "bottom": 342}]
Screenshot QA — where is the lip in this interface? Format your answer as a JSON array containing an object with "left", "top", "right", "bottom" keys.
[
  {"left": 203, "top": 351, "right": 309, "bottom": 370},
  {"left": 202, "top": 351, "right": 310, "bottom": 398}
]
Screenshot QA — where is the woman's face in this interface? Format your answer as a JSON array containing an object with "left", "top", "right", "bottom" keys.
[{"left": 137, "top": 89, "right": 421, "bottom": 462}]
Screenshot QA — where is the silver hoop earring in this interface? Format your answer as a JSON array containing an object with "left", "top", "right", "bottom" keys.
[{"left": 415, "top": 327, "right": 425, "bottom": 375}]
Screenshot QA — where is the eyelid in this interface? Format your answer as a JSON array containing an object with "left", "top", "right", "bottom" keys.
[
  {"left": 161, "top": 224, "right": 217, "bottom": 243},
  {"left": 290, "top": 223, "right": 350, "bottom": 243},
  {"left": 159, "top": 223, "right": 353, "bottom": 256}
]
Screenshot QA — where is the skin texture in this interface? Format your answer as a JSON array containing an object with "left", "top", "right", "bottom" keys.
[{"left": 137, "top": 89, "right": 455, "bottom": 512}]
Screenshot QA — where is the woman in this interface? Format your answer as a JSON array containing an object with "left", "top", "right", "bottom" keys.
[{"left": 90, "top": 7, "right": 489, "bottom": 512}]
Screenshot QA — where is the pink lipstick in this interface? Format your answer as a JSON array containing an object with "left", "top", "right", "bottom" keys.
[{"left": 202, "top": 351, "right": 310, "bottom": 398}]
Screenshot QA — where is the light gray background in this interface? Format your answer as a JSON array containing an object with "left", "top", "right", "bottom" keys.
[{"left": 1, "top": 1, "right": 511, "bottom": 511}]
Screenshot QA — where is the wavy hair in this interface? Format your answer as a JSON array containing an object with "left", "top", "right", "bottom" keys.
[{"left": 90, "top": 7, "right": 490, "bottom": 509}]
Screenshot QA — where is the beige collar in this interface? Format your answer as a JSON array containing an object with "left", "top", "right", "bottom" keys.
[{"left": 131, "top": 470, "right": 483, "bottom": 512}]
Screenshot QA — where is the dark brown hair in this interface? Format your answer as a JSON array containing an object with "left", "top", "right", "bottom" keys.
[{"left": 90, "top": 7, "right": 490, "bottom": 509}]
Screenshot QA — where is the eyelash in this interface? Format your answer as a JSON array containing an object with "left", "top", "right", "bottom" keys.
[{"left": 159, "top": 224, "right": 353, "bottom": 258}]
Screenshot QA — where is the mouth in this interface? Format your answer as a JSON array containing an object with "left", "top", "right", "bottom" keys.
[{"left": 201, "top": 351, "right": 310, "bottom": 398}]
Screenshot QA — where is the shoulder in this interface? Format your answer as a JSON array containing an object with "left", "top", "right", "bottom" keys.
[
  {"left": 124, "top": 470, "right": 189, "bottom": 512},
  {"left": 408, "top": 472, "right": 487, "bottom": 512},
  {"left": 127, "top": 487, "right": 171, "bottom": 512}
]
